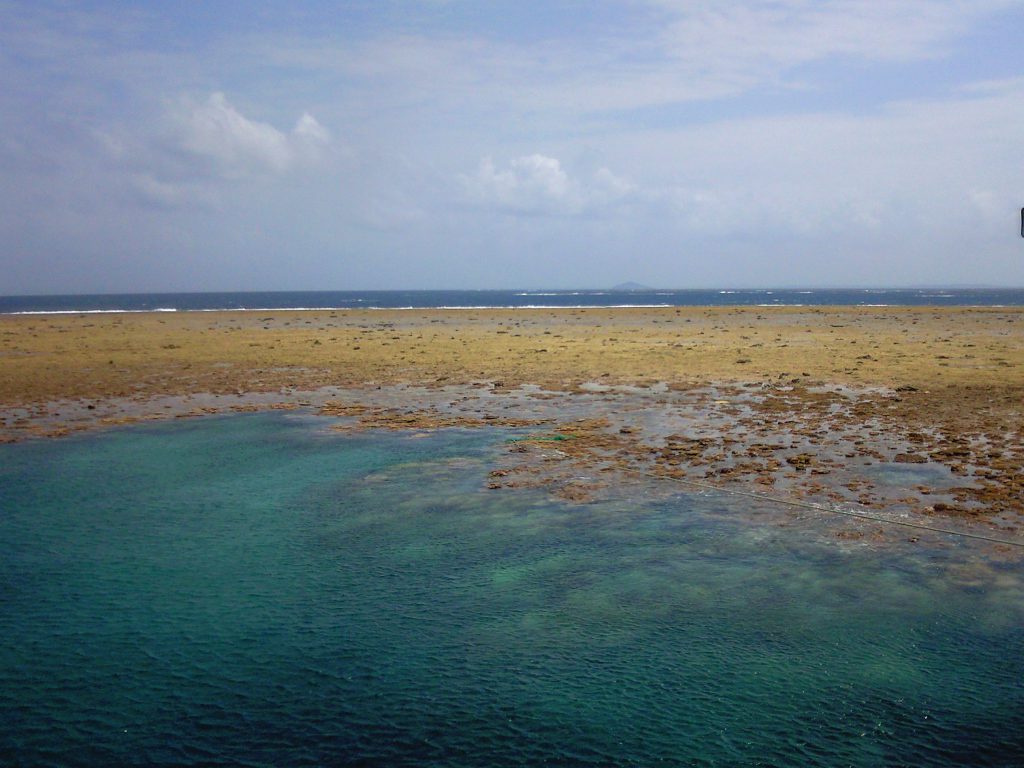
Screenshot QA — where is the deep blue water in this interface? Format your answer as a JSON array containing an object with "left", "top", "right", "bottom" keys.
[
  {"left": 2, "top": 288, "right": 1024, "bottom": 313},
  {"left": 1, "top": 413, "right": 1023, "bottom": 766}
]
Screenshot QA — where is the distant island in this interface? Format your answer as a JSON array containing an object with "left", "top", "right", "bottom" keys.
[{"left": 611, "top": 282, "right": 652, "bottom": 291}]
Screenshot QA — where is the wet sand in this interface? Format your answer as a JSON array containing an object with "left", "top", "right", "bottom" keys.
[{"left": 2, "top": 306, "right": 1022, "bottom": 534}]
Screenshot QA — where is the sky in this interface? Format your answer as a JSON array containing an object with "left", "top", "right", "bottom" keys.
[{"left": 2, "top": 0, "right": 1023, "bottom": 293}]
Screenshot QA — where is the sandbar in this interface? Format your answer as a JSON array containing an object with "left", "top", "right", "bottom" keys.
[{"left": 2, "top": 306, "right": 1022, "bottom": 536}]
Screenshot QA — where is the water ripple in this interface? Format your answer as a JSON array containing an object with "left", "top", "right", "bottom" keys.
[{"left": 1, "top": 413, "right": 1022, "bottom": 765}]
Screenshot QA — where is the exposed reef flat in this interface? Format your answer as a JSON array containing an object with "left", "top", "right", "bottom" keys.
[{"left": 1, "top": 306, "right": 1022, "bottom": 538}]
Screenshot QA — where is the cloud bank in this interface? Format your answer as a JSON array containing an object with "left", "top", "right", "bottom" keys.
[{"left": 0, "top": 1, "right": 1022, "bottom": 292}]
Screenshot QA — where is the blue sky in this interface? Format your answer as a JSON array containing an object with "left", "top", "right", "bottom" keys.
[{"left": 2, "top": 0, "right": 1023, "bottom": 293}]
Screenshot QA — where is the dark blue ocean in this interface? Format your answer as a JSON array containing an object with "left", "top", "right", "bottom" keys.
[
  {"left": 2, "top": 288, "right": 1024, "bottom": 313},
  {"left": 2, "top": 412, "right": 1023, "bottom": 766}
]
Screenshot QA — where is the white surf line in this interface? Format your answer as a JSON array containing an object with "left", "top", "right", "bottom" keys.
[{"left": 626, "top": 467, "right": 1024, "bottom": 548}]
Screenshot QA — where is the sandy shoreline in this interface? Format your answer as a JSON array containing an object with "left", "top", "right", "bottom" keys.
[{"left": 2, "top": 306, "right": 1022, "bottom": 536}]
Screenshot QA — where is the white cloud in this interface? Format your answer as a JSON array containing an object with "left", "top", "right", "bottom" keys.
[
  {"left": 171, "top": 92, "right": 330, "bottom": 175},
  {"left": 462, "top": 154, "right": 633, "bottom": 216},
  {"left": 591, "top": 76, "right": 1024, "bottom": 254},
  {"left": 77, "top": 92, "right": 337, "bottom": 213},
  {"left": 653, "top": 0, "right": 1008, "bottom": 65},
  {"left": 570, "top": 0, "right": 1020, "bottom": 110},
  {"left": 294, "top": 112, "right": 331, "bottom": 145},
  {"left": 129, "top": 173, "right": 186, "bottom": 208},
  {"left": 256, "top": 0, "right": 1018, "bottom": 124}
]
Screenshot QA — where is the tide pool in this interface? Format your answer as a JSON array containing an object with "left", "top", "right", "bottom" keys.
[{"left": 1, "top": 412, "right": 1022, "bottom": 766}]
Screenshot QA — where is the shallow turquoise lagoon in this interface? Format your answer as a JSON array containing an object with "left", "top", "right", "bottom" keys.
[{"left": 1, "top": 412, "right": 1022, "bottom": 766}]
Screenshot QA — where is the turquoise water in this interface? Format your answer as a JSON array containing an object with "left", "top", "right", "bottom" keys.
[{"left": 1, "top": 413, "right": 1022, "bottom": 766}]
